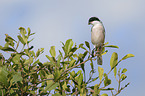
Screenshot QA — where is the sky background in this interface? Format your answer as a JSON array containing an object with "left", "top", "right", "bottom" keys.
[{"left": 0, "top": 0, "right": 145, "bottom": 95}]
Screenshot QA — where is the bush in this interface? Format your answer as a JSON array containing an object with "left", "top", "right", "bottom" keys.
[{"left": 0, "top": 27, "right": 134, "bottom": 96}]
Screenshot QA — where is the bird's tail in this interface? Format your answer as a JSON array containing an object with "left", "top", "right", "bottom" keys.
[
  {"left": 96, "top": 46, "right": 103, "bottom": 65},
  {"left": 97, "top": 53, "right": 102, "bottom": 65}
]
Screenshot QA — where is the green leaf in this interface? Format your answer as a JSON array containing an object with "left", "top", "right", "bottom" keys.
[
  {"left": 73, "top": 54, "right": 78, "bottom": 58},
  {"left": 100, "top": 88, "right": 114, "bottom": 90},
  {"left": 104, "top": 42, "right": 109, "bottom": 45},
  {"left": 125, "top": 82, "right": 130, "bottom": 87},
  {"left": 114, "top": 67, "right": 117, "bottom": 77},
  {"left": 82, "top": 51, "right": 88, "bottom": 59},
  {"left": 121, "top": 68, "right": 127, "bottom": 73},
  {"left": 0, "top": 47, "right": 16, "bottom": 52},
  {"left": 59, "top": 50, "right": 63, "bottom": 58},
  {"left": 32, "top": 73, "right": 38, "bottom": 80},
  {"left": 64, "top": 39, "right": 73, "bottom": 55},
  {"left": 52, "top": 93, "right": 61, "bottom": 96},
  {"left": 30, "top": 51, "right": 35, "bottom": 57},
  {"left": 45, "top": 82, "right": 59, "bottom": 91},
  {"left": 70, "top": 47, "right": 77, "bottom": 53},
  {"left": 39, "top": 70, "right": 46, "bottom": 79},
  {"left": 36, "top": 49, "right": 40, "bottom": 57},
  {"left": 27, "top": 38, "right": 34, "bottom": 44},
  {"left": 79, "top": 43, "right": 87, "bottom": 50},
  {"left": 0, "top": 46, "right": 2, "bottom": 49},
  {"left": 5, "top": 34, "right": 15, "bottom": 47},
  {"left": 29, "top": 33, "right": 35, "bottom": 36},
  {"left": 102, "top": 50, "right": 108, "bottom": 55},
  {"left": 33, "top": 59, "right": 40, "bottom": 65},
  {"left": 77, "top": 73, "right": 83, "bottom": 85},
  {"left": 57, "top": 55, "right": 61, "bottom": 67},
  {"left": 78, "top": 53, "right": 84, "bottom": 58},
  {"left": 54, "top": 69, "right": 61, "bottom": 80},
  {"left": 90, "top": 62, "right": 94, "bottom": 71},
  {"left": 104, "top": 73, "right": 111, "bottom": 87},
  {"left": 5, "top": 34, "right": 16, "bottom": 42},
  {"left": 119, "top": 68, "right": 121, "bottom": 72},
  {"left": 101, "top": 93, "right": 108, "bottom": 96},
  {"left": 24, "top": 57, "right": 33, "bottom": 65},
  {"left": 19, "top": 27, "right": 27, "bottom": 34},
  {"left": 47, "top": 74, "right": 54, "bottom": 79},
  {"left": 77, "top": 70, "right": 82, "bottom": 75},
  {"left": 110, "top": 52, "right": 118, "bottom": 69},
  {"left": 0, "top": 89, "right": 5, "bottom": 95},
  {"left": 69, "top": 47, "right": 77, "bottom": 57},
  {"left": 17, "top": 35, "right": 25, "bottom": 45},
  {"left": 62, "top": 82, "right": 67, "bottom": 90},
  {"left": 24, "top": 49, "right": 30, "bottom": 56},
  {"left": 105, "top": 45, "right": 119, "bottom": 48},
  {"left": 27, "top": 27, "right": 31, "bottom": 36},
  {"left": 28, "top": 46, "right": 34, "bottom": 50},
  {"left": 19, "top": 27, "right": 28, "bottom": 44},
  {"left": 90, "top": 77, "right": 99, "bottom": 82},
  {"left": 4, "top": 42, "right": 9, "bottom": 47},
  {"left": 46, "top": 55, "right": 55, "bottom": 64},
  {"left": 121, "top": 74, "right": 127, "bottom": 81},
  {"left": 93, "top": 84, "right": 100, "bottom": 95},
  {"left": 121, "top": 54, "right": 134, "bottom": 61},
  {"left": 12, "top": 54, "right": 21, "bottom": 64},
  {"left": 11, "top": 72, "right": 22, "bottom": 83},
  {"left": 49, "top": 46, "right": 56, "bottom": 57},
  {"left": 69, "top": 71, "right": 76, "bottom": 78},
  {"left": 98, "top": 66, "right": 104, "bottom": 81},
  {"left": 68, "top": 59, "right": 76, "bottom": 68},
  {"left": 0, "top": 67, "right": 8, "bottom": 86},
  {"left": 85, "top": 41, "right": 90, "bottom": 50}
]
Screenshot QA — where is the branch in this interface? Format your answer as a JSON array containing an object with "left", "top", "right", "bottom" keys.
[
  {"left": 60, "top": 57, "right": 93, "bottom": 76},
  {"left": 114, "top": 83, "right": 130, "bottom": 96}
]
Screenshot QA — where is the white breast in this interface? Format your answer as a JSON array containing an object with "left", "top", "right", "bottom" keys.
[{"left": 91, "top": 23, "right": 105, "bottom": 47}]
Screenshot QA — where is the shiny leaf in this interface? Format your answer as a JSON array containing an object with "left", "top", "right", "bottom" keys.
[
  {"left": 17, "top": 35, "right": 25, "bottom": 45},
  {"left": 110, "top": 52, "right": 118, "bottom": 69},
  {"left": 121, "top": 54, "right": 134, "bottom": 61},
  {"left": 105, "top": 45, "right": 119, "bottom": 48},
  {"left": 121, "top": 68, "right": 127, "bottom": 73},
  {"left": 49, "top": 46, "right": 56, "bottom": 57},
  {"left": 0, "top": 47, "right": 16, "bottom": 52},
  {"left": 114, "top": 67, "right": 117, "bottom": 77},
  {"left": 45, "top": 81, "right": 59, "bottom": 91},
  {"left": 121, "top": 74, "right": 127, "bottom": 81},
  {"left": 101, "top": 93, "right": 108, "bottom": 96},
  {"left": 98, "top": 66, "right": 104, "bottom": 81},
  {"left": 104, "top": 73, "right": 111, "bottom": 87},
  {"left": 24, "top": 57, "right": 33, "bottom": 65},
  {"left": 11, "top": 72, "right": 22, "bottom": 83},
  {"left": 64, "top": 39, "right": 73, "bottom": 55},
  {"left": 85, "top": 41, "right": 90, "bottom": 50},
  {"left": 0, "top": 67, "right": 8, "bottom": 86},
  {"left": 93, "top": 84, "right": 100, "bottom": 95},
  {"left": 12, "top": 54, "right": 21, "bottom": 64}
]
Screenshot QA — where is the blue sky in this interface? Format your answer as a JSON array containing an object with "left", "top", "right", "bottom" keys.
[{"left": 0, "top": 0, "right": 145, "bottom": 95}]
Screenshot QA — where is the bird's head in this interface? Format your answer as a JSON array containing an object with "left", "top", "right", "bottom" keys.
[{"left": 88, "top": 17, "right": 101, "bottom": 25}]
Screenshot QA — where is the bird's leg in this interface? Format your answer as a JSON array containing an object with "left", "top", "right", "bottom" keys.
[
  {"left": 91, "top": 48, "right": 95, "bottom": 57},
  {"left": 93, "top": 47, "right": 100, "bottom": 57},
  {"left": 96, "top": 47, "right": 100, "bottom": 54},
  {"left": 92, "top": 48, "right": 96, "bottom": 57}
]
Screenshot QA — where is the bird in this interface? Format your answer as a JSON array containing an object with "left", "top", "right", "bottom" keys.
[{"left": 88, "top": 17, "right": 105, "bottom": 65}]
